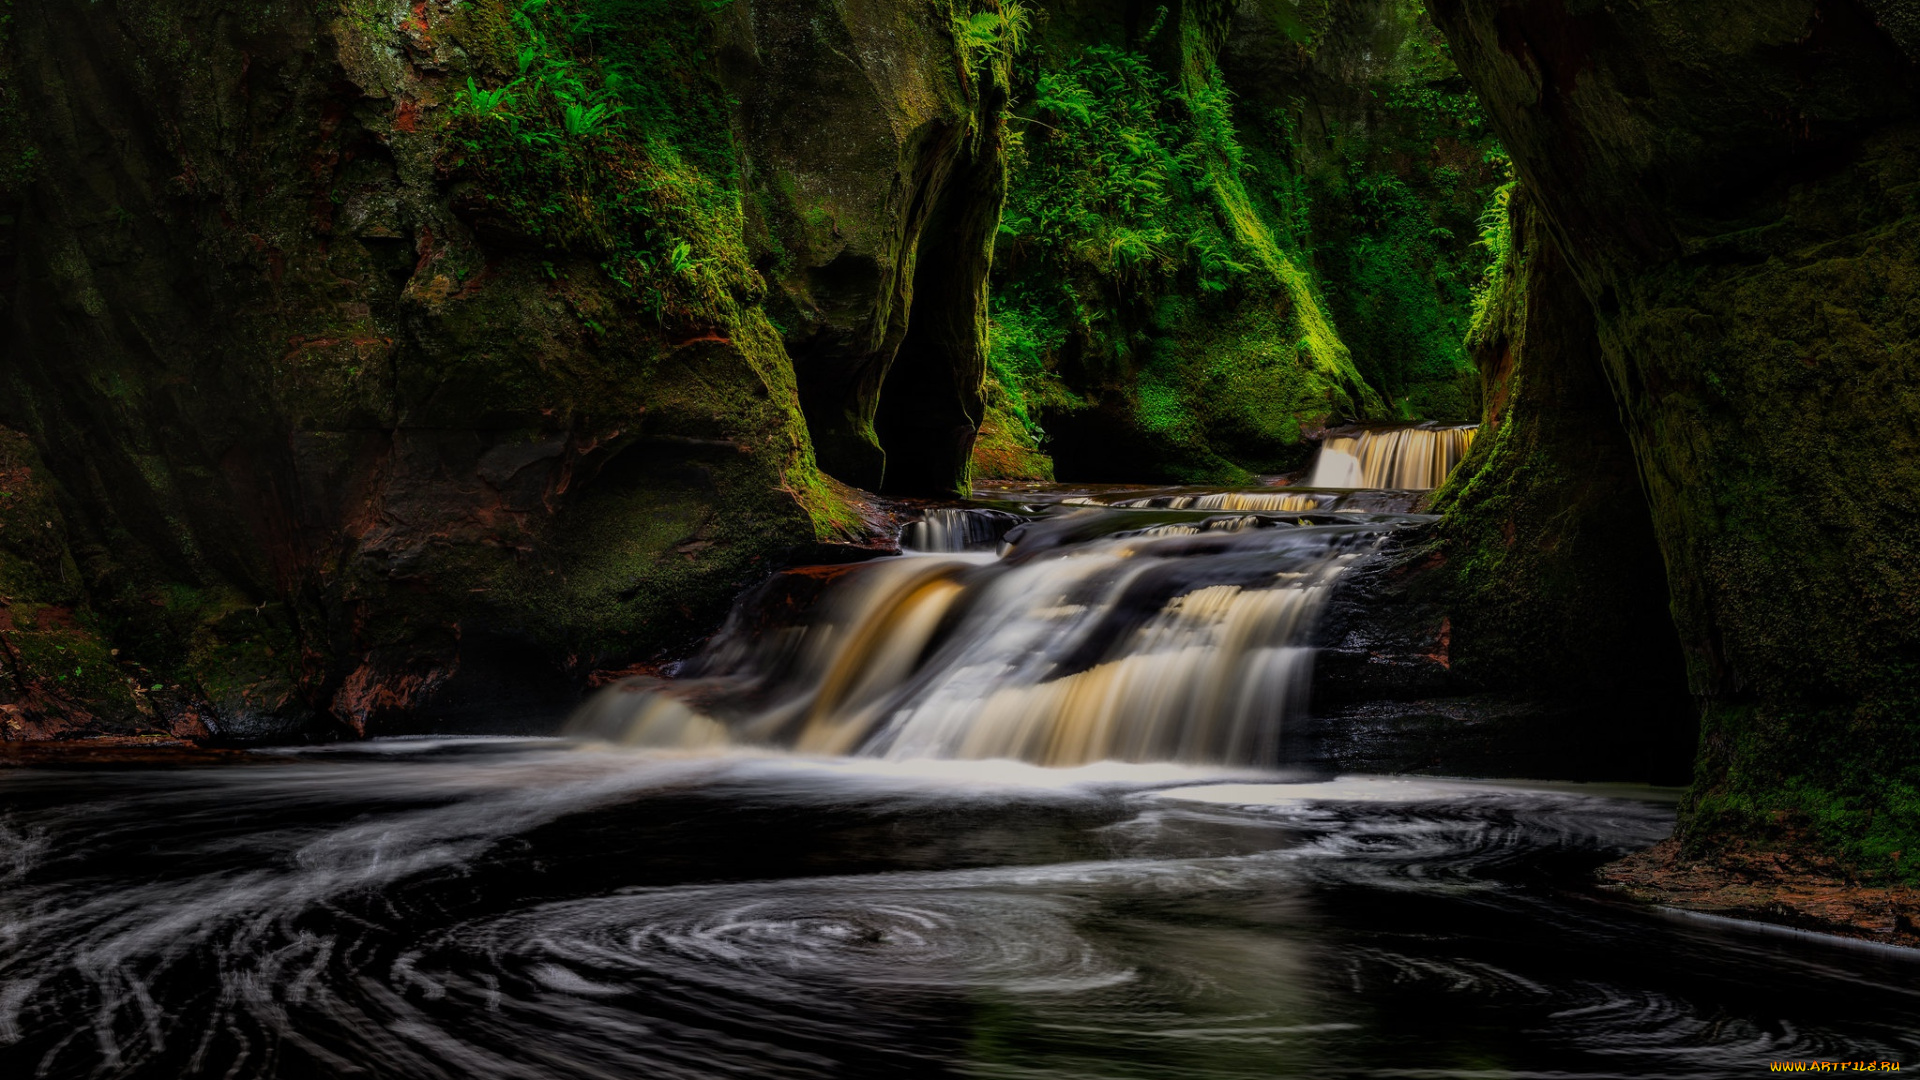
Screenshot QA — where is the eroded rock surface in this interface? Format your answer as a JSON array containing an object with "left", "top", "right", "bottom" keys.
[
  {"left": 1427, "top": 0, "right": 1920, "bottom": 878},
  {"left": 0, "top": 0, "right": 998, "bottom": 740}
]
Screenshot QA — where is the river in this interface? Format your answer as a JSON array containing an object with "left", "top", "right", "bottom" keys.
[
  {"left": 2, "top": 747, "right": 1915, "bottom": 1077},
  {"left": 1, "top": 427, "right": 1913, "bottom": 1077}
]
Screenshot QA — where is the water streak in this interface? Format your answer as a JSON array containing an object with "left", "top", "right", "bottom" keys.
[
  {"left": 901, "top": 508, "right": 1026, "bottom": 553},
  {"left": 1306, "top": 425, "right": 1477, "bottom": 489},
  {"left": 2, "top": 752, "right": 1909, "bottom": 1079},
  {"left": 573, "top": 510, "right": 1397, "bottom": 766},
  {"left": 1084, "top": 492, "right": 1335, "bottom": 513}
]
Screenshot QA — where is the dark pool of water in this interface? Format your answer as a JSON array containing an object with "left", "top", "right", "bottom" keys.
[{"left": 0, "top": 741, "right": 1913, "bottom": 1078}]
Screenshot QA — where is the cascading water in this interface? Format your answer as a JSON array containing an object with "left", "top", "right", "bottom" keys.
[
  {"left": 568, "top": 511, "right": 1382, "bottom": 764},
  {"left": 1072, "top": 490, "right": 1335, "bottom": 512},
  {"left": 571, "top": 510, "right": 1385, "bottom": 765},
  {"left": 900, "top": 507, "right": 1027, "bottom": 553},
  {"left": 6, "top": 423, "right": 1904, "bottom": 1080},
  {"left": 570, "top": 425, "right": 1480, "bottom": 767},
  {"left": 1306, "top": 423, "right": 1477, "bottom": 489}
]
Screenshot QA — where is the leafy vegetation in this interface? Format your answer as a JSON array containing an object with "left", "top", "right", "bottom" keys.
[
  {"left": 953, "top": 0, "right": 1031, "bottom": 80},
  {"left": 970, "top": 0, "right": 1521, "bottom": 481},
  {"left": 441, "top": 0, "right": 758, "bottom": 324},
  {"left": 988, "top": 26, "right": 1378, "bottom": 482},
  {"left": 1271, "top": 1, "right": 1507, "bottom": 421},
  {"left": 1004, "top": 44, "right": 1257, "bottom": 293},
  {"left": 1467, "top": 178, "right": 1516, "bottom": 345}
]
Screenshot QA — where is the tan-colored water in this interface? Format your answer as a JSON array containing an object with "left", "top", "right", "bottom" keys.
[
  {"left": 573, "top": 423, "right": 1477, "bottom": 767},
  {"left": 1076, "top": 491, "right": 1335, "bottom": 513},
  {"left": 1307, "top": 425, "right": 1477, "bottom": 489},
  {"left": 571, "top": 510, "right": 1380, "bottom": 766}
]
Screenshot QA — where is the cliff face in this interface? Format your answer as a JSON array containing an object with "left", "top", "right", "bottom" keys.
[
  {"left": 0, "top": 0, "right": 1003, "bottom": 740},
  {"left": 1436, "top": 187, "right": 1689, "bottom": 747},
  {"left": 1223, "top": 0, "right": 1499, "bottom": 423},
  {"left": 1306, "top": 185, "right": 1692, "bottom": 783},
  {"left": 985, "top": 0, "right": 1377, "bottom": 483},
  {"left": 720, "top": 0, "right": 1008, "bottom": 494},
  {"left": 2, "top": 0, "right": 1509, "bottom": 740},
  {"left": 985, "top": 0, "right": 1502, "bottom": 484},
  {"left": 1426, "top": 0, "right": 1920, "bottom": 879}
]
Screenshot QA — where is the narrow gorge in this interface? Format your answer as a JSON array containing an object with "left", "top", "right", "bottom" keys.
[{"left": 2, "top": 1, "right": 1918, "bottom": 1075}]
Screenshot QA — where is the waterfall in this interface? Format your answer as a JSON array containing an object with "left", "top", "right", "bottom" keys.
[
  {"left": 570, "top": 507, "right": 1401, "bottom": 766},
  {"left": 902, "top": 508, "right": 1027, "bottom": 553},
  {"left": 1077, "top": 491, "right": 1337, "bottom": 512},
  {"left": 1306, "top": 425, "right": 1477, "bottom": 489},
  {"left": 570, "top": 422, "right": 1470, "bottom": 768}
]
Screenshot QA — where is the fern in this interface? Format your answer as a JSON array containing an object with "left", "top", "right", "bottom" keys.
[
  {"left": 1467, "top": 180, "right": 1516, "bottom": 336},
  {"left": 454, "top": 76, "right": 523, "bottom": 121},
  {"left": 952, "top": 1, "right": 1030, "bottom": 76},
  {"left": 561, "top": 99, "right": 626, "bottom": 137},
  {"left": 440, "top": 0, "right": 762, "bottom": 323},
  {"left": 665, "top": 240, "right": 699, "bottom": 276}
]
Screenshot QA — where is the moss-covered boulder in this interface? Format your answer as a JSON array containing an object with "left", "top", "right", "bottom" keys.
[{"left": 1427, "top": 0, "right": 1920, "bottom": 879}]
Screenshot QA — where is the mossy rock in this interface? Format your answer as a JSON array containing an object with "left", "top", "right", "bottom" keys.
[
  {"left": 0, "top": 0, "right": 903, "bottom": 738},
  {"left": 1431, "top": 0, "right": 1920, "bottom": 879},
  {"left": 0, "top": 427, "right": 147, "bottom": 738}
]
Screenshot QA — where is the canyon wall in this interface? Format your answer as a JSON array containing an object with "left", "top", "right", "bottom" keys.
[
  {"left": 1426, "top": 0, "right": 1920, "bottom": 879},
  {"left": 2, "top": 0, "right": 1510, "bottom": 739},
  {"left": 0, "top": 0, "right": 1007, "bottom": 739},
  {"left": 986, "top": 0, "right": 1503, "bottom": 482}
]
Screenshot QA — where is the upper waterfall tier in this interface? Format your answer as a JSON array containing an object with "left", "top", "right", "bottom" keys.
[{"left": 1307, "top": 425, "right": 1478, "bottom": 490}]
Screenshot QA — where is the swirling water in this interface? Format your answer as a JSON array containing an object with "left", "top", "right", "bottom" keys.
[
  {"left": 0, "top": 745, "right": 1914, "bottom": 1078},
  {"left": 5, "top": 451, "right": 1913, "bottom": 1076}
]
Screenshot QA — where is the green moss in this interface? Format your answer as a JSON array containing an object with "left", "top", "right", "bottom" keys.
[
  {"left": 996, "top": 18, "right": 1381, "bottom": 481},
  {"left": 440, "top": 0, "right": 759, "bottom": 325},
  {"left": 1276, "top": 2, "right": 1500, "bottom": 421},
  {"left": 1631, "top": 134, "right": 1920, "bottom": 880},
  {"left": 480, "top": 433, "right": 822, "bottom": 666},
  {"left": 971, "top": 394, "right": 1055, "bottom": 481},
  {"left": 0, "top": 429, "right": 144, "bottom": 731},
  {"left": 173, "top": 589, "right": 302, "bottom": 716},
  {"left": 1685, "top": 704, "right": 1920, "bottom": 883}
]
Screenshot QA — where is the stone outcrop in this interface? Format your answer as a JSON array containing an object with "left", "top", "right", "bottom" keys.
[
  {"left": 1426, "top": 0, "right": 1920, "bottom": 878},
  {"left": 1308, "top": 184, "right": 1693, "bottom": 784},
  {"left": 718, "top": 0, "right": 1005, "bottom": 494},
  {"left": 0, "top": 0, "right": 1000, "bottom": 740}
]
